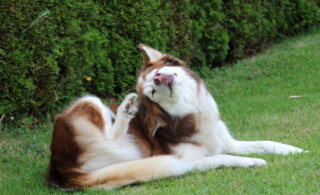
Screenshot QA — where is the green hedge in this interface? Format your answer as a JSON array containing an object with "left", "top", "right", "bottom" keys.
[{"left": 0, "top": 0, "right": 319, "bottom": 126}]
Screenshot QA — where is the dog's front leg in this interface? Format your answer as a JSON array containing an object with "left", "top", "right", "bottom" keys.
[
  {"left": 105, "top": 93, "right": 138, "bottom": 140},
  {"left": 172, "top": 143, "right": 266, "bottom": 170},
  {"left": 194, "top": 155, "right": 267, "bottom": 170}
]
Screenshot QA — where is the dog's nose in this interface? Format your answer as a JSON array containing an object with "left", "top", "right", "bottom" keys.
[{"left": 154, "top": 73, "right": 173, "bottom": 87}]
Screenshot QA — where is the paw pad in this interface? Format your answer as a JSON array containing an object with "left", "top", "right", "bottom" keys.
[{"left": 123, "top": 93, "right": 139, "bottom": 116}]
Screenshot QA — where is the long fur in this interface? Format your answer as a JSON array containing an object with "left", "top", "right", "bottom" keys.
[
  {"left": 47, "top": 94, "right": 195, "bottom": 190},
  {"left": 47, "top": 44, "right": 304, "bottom": 190}
]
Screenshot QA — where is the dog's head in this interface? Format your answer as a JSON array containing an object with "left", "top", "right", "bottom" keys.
[{"left": 136, "top": 44, "right": 203, "bottom": 117}]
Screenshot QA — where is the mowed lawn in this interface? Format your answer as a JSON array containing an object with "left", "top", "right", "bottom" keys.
[{"left": 1, "top": 28, "right": 319, "bottom": 194}]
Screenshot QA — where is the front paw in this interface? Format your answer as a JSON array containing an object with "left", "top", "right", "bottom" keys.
[
  {"left": 226, "top": 156, "right": 267, "bottom": 168},
  {"left": 245, "top": 158, "right": 267, "bottom": 168},
  {"left": 122, "top": 93, "right": 139, "bottom": 116}
]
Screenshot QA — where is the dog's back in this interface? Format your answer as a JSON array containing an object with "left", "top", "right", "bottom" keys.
[{"left": 47, "top": 96, "right": 109, "bottom": 189}]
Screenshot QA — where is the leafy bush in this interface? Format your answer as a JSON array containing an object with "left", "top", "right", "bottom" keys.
[
  {"left": 222, "top": 0, "right": 320, "bottom": 60},
  {"left": 190, "top": 0, "right": 229, "bottom": 68},
  {"left": 0, "top": 0, "right": 319, "bottom": 126}
]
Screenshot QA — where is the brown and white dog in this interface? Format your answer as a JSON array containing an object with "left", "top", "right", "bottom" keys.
[{"left": 47, "top": 44, "right": 304, "bottom": 190}]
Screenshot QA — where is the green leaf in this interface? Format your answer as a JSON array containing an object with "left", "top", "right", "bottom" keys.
[{"left": 22, "top": 10, "right": 51, "bottom": 32}]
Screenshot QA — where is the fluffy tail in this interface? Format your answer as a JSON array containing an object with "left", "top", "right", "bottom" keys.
[{"left": 75, "top": 156, "right": 194, "bottom": 190}]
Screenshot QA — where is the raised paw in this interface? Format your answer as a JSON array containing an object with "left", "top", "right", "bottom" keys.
[{"left": 122, "top": 93, "right": 139, "bottom": 116}]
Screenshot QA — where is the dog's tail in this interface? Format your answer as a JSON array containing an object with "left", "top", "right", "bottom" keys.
[{"left": 74, "top": 156, "right": 194, "bottom": 190}]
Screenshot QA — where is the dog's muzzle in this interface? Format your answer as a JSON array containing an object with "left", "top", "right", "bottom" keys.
[{"left": 153, "top": 73, "right": 173, "bottom": 88}]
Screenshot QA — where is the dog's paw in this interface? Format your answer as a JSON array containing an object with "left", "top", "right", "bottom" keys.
[
  {"left": 122, "top": 93, "right": 139, "bottom": 116},
  {"left": 262, "top": 141, "right": 305, "bottom": 155},
  {"left": 225, "top": 156, "right": 267, "bottom": 168},
  {"left": 281, "top": 146, "right": 305, "bottom": 155},
  {"left": 230, "top": 156, "right": 267, "bottom": 168},
  {"left": 246, "top": 158, "right": 267, "bottom": 168},
  {"left": 284, "top": 147, "right": 305, "bottom": 155}
]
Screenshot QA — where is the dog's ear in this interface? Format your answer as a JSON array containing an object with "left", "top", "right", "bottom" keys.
[{"left": 139, "top": 44, "right": 164, "bottom": 64}]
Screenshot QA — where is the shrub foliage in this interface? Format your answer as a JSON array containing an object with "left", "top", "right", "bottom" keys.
[{"left": 0, "top": 0, "right": 319, "bottom": 125}]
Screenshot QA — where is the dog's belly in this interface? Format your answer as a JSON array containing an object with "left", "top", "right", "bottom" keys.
[{"left": 80, "top": 134, "right": 144, "bottom": 171}]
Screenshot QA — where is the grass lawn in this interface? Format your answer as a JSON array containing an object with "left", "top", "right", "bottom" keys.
[{"left": 1, "top": 28, "right": 320, "bottom": 194}]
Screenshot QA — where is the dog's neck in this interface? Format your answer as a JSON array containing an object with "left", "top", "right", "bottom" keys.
[{"left": 134, "top": 99, "right": 198, "bottom": 154}]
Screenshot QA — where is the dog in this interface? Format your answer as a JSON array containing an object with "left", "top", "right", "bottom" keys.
[{"left": 47, "top": 44, "right": 304, "bottom": 190}]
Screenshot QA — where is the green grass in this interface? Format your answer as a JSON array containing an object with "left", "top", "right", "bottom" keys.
[{"left": 1, "top": 28, "right": 320, "bottom": 194}]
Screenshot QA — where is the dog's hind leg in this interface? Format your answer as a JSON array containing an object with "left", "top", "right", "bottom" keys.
[
  {"left": 105, "top": 93, "right": 139, "bottom": 140},
  {"left": 78, "top": 156, "right": 195, "bottom": 190},
  {"left": 171, "top": 143, "right": 267, "bottom": 169},
  {"left": 223, "top": 140, "right": 304, "bottom": 155},
  {"left": 213, "top": 120, "right": 304, "bottom": 155}
]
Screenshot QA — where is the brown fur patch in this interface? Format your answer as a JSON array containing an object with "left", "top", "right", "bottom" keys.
[
  {"left": 126, "top": 90, "right": 198, "bottom": 155},
  {"left": 108, "top": 103, "right": 120, "bottom": 114},
  {"left": 139, "top": 104, "right": 198, "bottom": 155},
  {"left": 139, "top": 55, "right": 186, "bottom": 80},
  {"left": 46, "top": 114, "right": 85, "bottom": 189},
  {"left": 129, "top": 117, "right": 153, "bottom": 157},
  {"left": 47, "top": 100, "right": 106, "bottom": 189},
  {"left": 146, "top": 55, "right": 186, "bottom": 67},
  {"left": 68, "top": 102, "right": 105, "bottom": 130}
]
